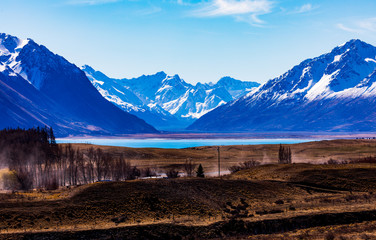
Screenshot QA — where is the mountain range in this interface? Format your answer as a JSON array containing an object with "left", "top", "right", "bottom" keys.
[
  {"left": 188, "top": 39, "right": 376, "bottom": 132},
  {"left": 0, "top": 33, "right": 157, "bottom": 136},
  {"left": 82, "top": 66, "right": 259, "bottom": 130},
  {"left": 1, "top": 33, "right": 376, "bottom": 135}
]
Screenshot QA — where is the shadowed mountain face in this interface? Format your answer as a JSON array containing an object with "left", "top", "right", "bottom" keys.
[
  {"left": 0, "top": 33, "right": 157, "bottom": 136},
  {"left": 82, "top": 66, "right": 260, "bottom": 130},
  {"left": 188, "top": 39, "right": 376, "bottom": 132}
]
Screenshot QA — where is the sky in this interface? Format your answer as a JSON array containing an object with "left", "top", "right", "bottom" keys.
[{"left": 1, "top": 0, "right": 376, "bottom": 84}]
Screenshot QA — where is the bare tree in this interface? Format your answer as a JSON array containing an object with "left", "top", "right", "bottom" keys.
[
  {"left": 278, "top": 144, "right": 292, "bottom": 164},
  {"left": 184, "top": 158, "right": 195, "bottom": 177}
]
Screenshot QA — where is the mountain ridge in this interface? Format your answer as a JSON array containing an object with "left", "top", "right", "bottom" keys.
[
  {"left": 0, "top": 33, "right": 158, "bottom": 136},
  {"left": 82, "top": 65, "right": 260, "bottom": 130},
  {"left": 188, "top": 39, "right": 376, "bottom": 132}
]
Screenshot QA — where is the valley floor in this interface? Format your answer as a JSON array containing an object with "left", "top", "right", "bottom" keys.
[{"left": 1, "top": 139, "right": 376, "bottom": 239}]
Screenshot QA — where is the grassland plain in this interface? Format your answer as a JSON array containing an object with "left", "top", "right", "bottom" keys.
[
  {"left": 62, "top": 139, "right": 376, "bottom": 174},
  {"left": 1, "top": 139, "right": 376, "bottom": 239}
]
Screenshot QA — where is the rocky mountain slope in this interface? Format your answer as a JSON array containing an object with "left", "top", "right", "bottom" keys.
[
  {"left": 0, "top": 33, "right": 157, "bottom": 136},
  {"left": 83, "top": 66, "right": 259, "bottom": 129},
  {"left": 188, "top": 39, "right": 376, "bottom": 132}
]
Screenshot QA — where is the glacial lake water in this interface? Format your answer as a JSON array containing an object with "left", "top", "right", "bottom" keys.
[{"left": 56, "top": 138, "right": 315, "bottom": 149}]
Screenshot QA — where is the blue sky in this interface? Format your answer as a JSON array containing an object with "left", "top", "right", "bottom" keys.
[{"left": 1, "top": 0, "right": 376, "bottom": 84}]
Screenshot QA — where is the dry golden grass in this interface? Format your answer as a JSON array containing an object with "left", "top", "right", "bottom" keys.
[
  {"left": 246, "top": 220, "right": 376, "bottom": 240},
  {"left": 2, "top": 139, "right": 376, "bottom": 239},
  {"left": 63, "top": 139, "right": 376, "bottom": 174},
  {"left": 227, "top": 163, "right": 376, "bottom": 191}
]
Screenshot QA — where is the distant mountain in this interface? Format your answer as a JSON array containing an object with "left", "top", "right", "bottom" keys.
[
  {"left": 0, "top": 33, "right": 157, "bottom": 136},
  {"left": 82, "top": 66, "right": 260, "bottom": 130},
  {"left": 188, "top": 39, "right": 376, "bottom": 132}
]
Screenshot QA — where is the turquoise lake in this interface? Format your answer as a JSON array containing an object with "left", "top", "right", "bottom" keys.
[{"left": 56, "top": 138, "right": 316, "bottom": 149}]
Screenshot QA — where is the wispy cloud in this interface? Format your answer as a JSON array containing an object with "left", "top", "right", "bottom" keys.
[
  {"left": 192, "top": 0, "right": 273, "bottom": 26},
  {"left": 135, "top": 6, "right": 162, "bottom": 16},
  {"left": 171, "top": 0, "right": 196, "bottom": 6},
  {"left": 292, "top": 3, "right": 317, "bottom": 14},
  {"left": 337, "top": 23, "right": 358, "bottom": 33},
  {"left": 66, "top": 0, "right": 121, "bottom": 5},
  {"left": 358, "top": 17, "right": 376, "bottom": 32},
  {"left": 337, "top": 17, "right": 376, "bottom": 34}
]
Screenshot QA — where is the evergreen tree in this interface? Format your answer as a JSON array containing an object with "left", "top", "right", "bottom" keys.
[{"left": 196, "top": 164, "right": 205, "bottom": 178}]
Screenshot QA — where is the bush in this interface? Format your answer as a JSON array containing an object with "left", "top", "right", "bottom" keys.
[
  {"left": 142, "top": 167, "right": 156, "bottom": 177},
  {"left": 165, "top": 168, "right": 179, "bottom": 178},
  {"left": 1, "top": 170, "right": 20, "bottom": 190},
  {"left": 325, "top": 232, "right": 335, "bottom": 240},
  {"left": 228, "top": 160, "right": 260, "bottom": 173}
]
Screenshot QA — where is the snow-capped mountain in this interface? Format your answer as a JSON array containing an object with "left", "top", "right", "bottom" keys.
[
  {"left": 188, "top": 39, "right": 376, "bottom": 132},
  {"left": 0, "top": 33, "right": 157, "bottom": 136},
  {"left": 82, "top": 66, "right": 260, "bottom": 129}
]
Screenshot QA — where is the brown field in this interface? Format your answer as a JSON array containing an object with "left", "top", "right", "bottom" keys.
[
  {"left": 64, "top": 139, "right": 376, "bottom": 174},
  {"left": 2, "top": 139, "right": 376, "bottom": 239}
]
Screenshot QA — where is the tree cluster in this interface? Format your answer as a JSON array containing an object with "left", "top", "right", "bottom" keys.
[
  {"left": 0, "top": 127, "right": 141, "bottom": 190},
  {"left": 228, "top": 159, "right": 260, "bottom": 173},
  {"left": 278, "top": 144, "right": 292, "bottom": 164}
]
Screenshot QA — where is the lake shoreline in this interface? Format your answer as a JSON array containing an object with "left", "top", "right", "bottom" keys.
[{"left": 58, "top": 131, "right": 376, "bottom": 140}]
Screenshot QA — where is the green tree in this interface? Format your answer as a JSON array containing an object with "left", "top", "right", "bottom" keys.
[{"left": 196, "top": 164, "right": 205, "bottom": 178}]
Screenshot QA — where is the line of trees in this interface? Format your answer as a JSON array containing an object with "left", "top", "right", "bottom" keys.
[{"left": 0, "top": 127, "right": 141, "bottom": 190}]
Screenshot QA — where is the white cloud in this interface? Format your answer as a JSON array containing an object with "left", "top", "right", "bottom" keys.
[
  {"left": 358, "top": 17, "right": 376, "bottom": 32},
  {"left": 192, "top": 0, "right": 273, "bottom": 26},
  {"left": 173, "top": 0, "right": 195, "bottom": 6},
  {"left": 135, "top": 6, "right": 162, "bottom": 15},
  {"left": 294, "top": 3, "right": 315, "bottom": 13},
  {"left": 66, "top": 0, "right": 120, "bottom": 5},
  {"left": 337, "top": 18, "right": 376, "bottom": 34},
  {"left": 337, "top": 23, "right": 358, "bottom": 33},
  {"left": 195, "top": 0, "right": 272, "bottom": 16}
]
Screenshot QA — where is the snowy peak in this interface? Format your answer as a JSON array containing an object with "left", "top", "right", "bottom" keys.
[
  {"left": 0, "top": 33, "right": 28, "bottom": 54},
  {"left": 82, "top": 66, "right": 260, "bottom": 129},
  {"left": 215, "top": 76, "right": 260, "bottom": 98},
  {"left": 0, "top": 33, "right": 158, "bottom": 135},
  {"left": 0, "top": 33, "right": 30, "bottom": 80},
  {"left": 189, "top": 39, "right": 376, "bottom": 132},
  {"left": 248, "top": 39, "right": 376, "bottom": 104},
  {"left": 0, "top": 33, "right": 82, "bottom": 90}
]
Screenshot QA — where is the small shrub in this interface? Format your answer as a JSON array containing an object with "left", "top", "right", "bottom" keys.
[
  {"left": 275, "top": 199, "right": 284, "bottom": 205},
  {"left": 142, "top": 167, "right": 156, "bottom": 177},
  {"left": 327, "top": 159, "right": 339, "bottom": 165},
  {"left": 165, "top": 168, "right": 179, "bottom": 178},
  {"left": 223, "top": 198, "right": 249, "bottom": 220},
  {"left": 1, "top": 170, "right": 20, "bottom": 190},
  {"left": 228, "top": 160, "right": 260, "bottom": 173},
  {"left": 325, "top": 232, "right": 335, "bottom": 240}
]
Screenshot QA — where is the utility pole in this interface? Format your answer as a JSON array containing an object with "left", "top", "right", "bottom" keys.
[{"left": 217, "top": 146, "right": 220, "bottom": 177}]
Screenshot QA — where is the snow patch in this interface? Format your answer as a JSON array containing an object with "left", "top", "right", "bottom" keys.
[
  {"left": 93, "top": 80, "right": 104, "bottom": 85},
  {"left": 333, "top": 54, "right": 342, "bottom": 63},
  {"left": 157, "top": 84, "right": 172, "bottom": 93},
  {"left": 113, "top": 87, "right": 125, "bottom": 95},
  {"left": 365, "top": 58, "right": 376, "bottom": 64},
  {"left": 305, "top": 70, "right": 340, "bottom": 100}
]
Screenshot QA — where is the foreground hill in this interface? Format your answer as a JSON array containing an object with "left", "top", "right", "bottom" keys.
[
  {"left": 0, "top": 33, "right": 157, "bottom": 136},
  {"left": 189, "top": 39, "right": 376, "bottom": 132},
  {"left": 2, "top": 162, "right": 376, "bottom": 239},
  {"left": 83, "top": 65, "right": 260, "bottom": 129}
]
